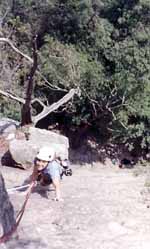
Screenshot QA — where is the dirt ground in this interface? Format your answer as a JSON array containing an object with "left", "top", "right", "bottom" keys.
[{"left": 1, "top": 163, "right": 150, "bottom": 249}]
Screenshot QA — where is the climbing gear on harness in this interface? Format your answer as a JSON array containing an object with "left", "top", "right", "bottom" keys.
[
  {"left": 59, "top": 159, "right": 73, "bottom": 177},
  {"left": 63, "top": 168, "right": 72, "bottom": 176}
]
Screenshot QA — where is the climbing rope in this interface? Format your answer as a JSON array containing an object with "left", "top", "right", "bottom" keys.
[
  {"left": 0, "top": 181, "right": 36, "bottom": 244},
  {"left": 7, "top": 184, "right": 31, "bottom": 193}
]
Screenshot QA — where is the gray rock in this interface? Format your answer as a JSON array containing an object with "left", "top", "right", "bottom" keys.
[
  {"left": 0, "top": 171, "right": 16, "bottom": 235},
  {"left": 9, "top": 127, "right": 69, "bottom": 169},
  {"left": 29, "top": 127, "right": 69, "bottom": 148},
  {"left": 9, "top": 139, "right": 38, "bottom": 168},
  {"left": 0, "top": 118, "right": 19, "bottom": 135}
]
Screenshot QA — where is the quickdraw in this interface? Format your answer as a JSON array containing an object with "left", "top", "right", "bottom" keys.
[{"left": 0, "top": 181, "right": 36, "bottom": 244}]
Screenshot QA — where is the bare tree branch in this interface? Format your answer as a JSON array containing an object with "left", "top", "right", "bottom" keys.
[
  {"left": 0, "top": 8, "right": 10, "bottom": 29},
  {"left": 0, "top": 89, "right": 25, "bottom": 104},
  {"left": 0, "top": 38, "right": 80, "bottom": 125},
  {"left": 36, "top": 70, "right": 67, "bottom": 92},
  {"left": 32, "top": 88, "right": 78, "bottom": 125},
  {"left": 0, "top": 88, "right": 79, "bottom": 125},
  {"left": 31, "top": 98, "right": 46, "bottom": 108},
  {"left": 0, "top": 37, "right": 67, "bottom": 92},
  {"left": 0, "top": 37, "right": 33, "bottom": 62},
  {"left": 106, "top": 106, "right": 128, "bottom": 130}
]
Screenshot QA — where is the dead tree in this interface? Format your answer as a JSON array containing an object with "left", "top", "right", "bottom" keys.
[
  {"left": 21, "top": 36, "right": 38, "bottom": 126},
  {"left": 0, "top": 37, "right": 80, "bottom": 126}
]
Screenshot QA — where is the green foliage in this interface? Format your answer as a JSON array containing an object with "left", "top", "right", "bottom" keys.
[
  {"left": 0, "top": 0, "right": 150, "bottom": 153},
  {"left": 0, "top": 98, "right": 20, "bottom": 121},
  {"left": 39, "top": 36, "right": 81, "bottom": 89}
]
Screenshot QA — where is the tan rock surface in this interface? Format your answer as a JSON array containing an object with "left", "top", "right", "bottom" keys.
[{"left": 0, "top": 164, "right": 150, "bottom": 249}]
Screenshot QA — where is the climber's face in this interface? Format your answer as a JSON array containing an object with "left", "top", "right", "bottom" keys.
[{"left": 35, "top": 158, "right": 48, "bottom": 171}]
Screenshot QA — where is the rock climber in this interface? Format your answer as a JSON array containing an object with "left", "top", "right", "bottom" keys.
[{"left": 30, "top": 146, "right": 64, "bottom": 201}]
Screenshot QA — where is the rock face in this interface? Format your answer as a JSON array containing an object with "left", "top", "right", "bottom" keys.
[
  {"left": 0, "top": 118, "right": 19, "bottom": 135},
  {"left": 0, "top": 171, "right": 16, "bottom": 235},
  {"left": 1, "top": 163, "right": 150, "bottom": 249},
  {"left": 9, "top": 127, "right": 69, "bottom": 169}
]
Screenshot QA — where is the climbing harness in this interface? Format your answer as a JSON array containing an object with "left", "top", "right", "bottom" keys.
[{"left": 0, "top": 181, "right": 36, "bottom": 244}]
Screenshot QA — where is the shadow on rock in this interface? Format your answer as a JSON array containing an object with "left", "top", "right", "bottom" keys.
[
  {"left": 1, "top": 151, "right": 23, "bottom": 169},
  {"left": 6, "top": 237, "right": 48, "bottom": 249}
]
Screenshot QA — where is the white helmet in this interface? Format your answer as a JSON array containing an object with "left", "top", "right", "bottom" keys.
[{"left": 36, "top": 147, "right": 55, "bottom": 161}]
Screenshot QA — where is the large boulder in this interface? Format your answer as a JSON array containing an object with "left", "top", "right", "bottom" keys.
[
  {"left": 9, "top": 127, "right": 69, "bottom": 169},
  {"left": 0, "top": 118, "right": 19, "bottom": 135},
  {"left": 29, "top": 127, "right": 69, "bottom": 147}
]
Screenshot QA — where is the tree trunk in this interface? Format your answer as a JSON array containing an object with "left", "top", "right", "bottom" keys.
[
  {"left": 21, "top": 104, "right": 32, "bottom": 125},
  {"left": 21, "top": 36, "right": 38, "bottom": 126},
  {"left": 0, "top": 172, "right": 16, "bottom": 235}
]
